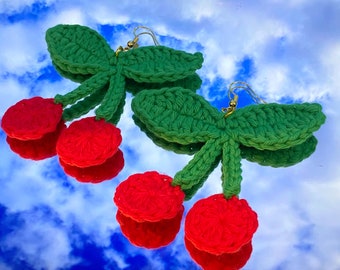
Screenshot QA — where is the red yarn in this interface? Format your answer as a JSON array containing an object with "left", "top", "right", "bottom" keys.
[
  {"left": 1, "top": 97, "right": 63, "bottom": 140},
  {"left": 6, "top": 121, "right": 66, "bottom": 160},
  {"left": 59, "top": 149, "right": 124, "bottom": 183},
  {"left": 116, "top": 207, "right": 183, "bottom": 249},
  {"left": 114, "top": 171, "right": 185, "bottom": 222},
  {"left": 56, "top": 117, "right": 122, "bottom": 168},
  {"left": 185, "top": 194, "right": 258, "bottom": 255},
  {"left": 185, "top": 237, "right": 253, "bottom": 270}
]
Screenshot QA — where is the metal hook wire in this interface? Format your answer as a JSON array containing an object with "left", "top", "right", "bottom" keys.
[
  {"left": 222, "top": 81, "right": 266, "bottom": 117},
  {"left": 133, "top": 26, "right": 160, "bottom": 46},
  {"left": 115, "top": 25, "right": 159, "bottom": 56}
]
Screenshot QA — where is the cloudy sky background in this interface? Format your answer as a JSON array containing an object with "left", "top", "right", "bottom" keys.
[{"left": 0, "top": 0, "right": 339, "bottom": 269}]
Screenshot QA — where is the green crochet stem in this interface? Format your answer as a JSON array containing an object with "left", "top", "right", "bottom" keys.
[
  {"left": 132, "top": 87, "right": 326, "bottom": 199},
  {"left": 54, "top": 71, "right": 111, "bottom": 106},
  {"left": 95, "top": 68, "right": 125, "bottom": 120},
  {"left": 62, "top": 84, "right": 107, "bottom": 121},
  {"left": 173, "top": 138, "right": 223, "bottom": 200},
  {"left": 221, "top": 138, "right": 242, "bottom": 198},
  {"left": 46, "top": 24, "right": 203, "bottom": 122}
]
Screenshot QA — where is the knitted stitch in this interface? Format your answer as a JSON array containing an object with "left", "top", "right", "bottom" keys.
[
  {"left": 59, "top": 149, "right": 124, "bottom": 183},
  {"left": 132, "top": 86, "right": 326, "bottom": 199},
  {"left": 185, "top": 237, "right": 252, "bottom": 270},
  {"left": 1, "top": 97, "right": 63, "bottom": 140},
  {"left": 116, "top": 208, "right": 183, "bottom": 249},
  {"left": 56, "top": 117, "right": 122, "bottom": 167},
  {"left": 114, "top": 171, "right": 185, "bottom": 222},
  {"left": 46, "top": 24, "right": 203, "bottom": 122},
  {"left": 185, "top": 194, "right": 258, "bottom": 255}
]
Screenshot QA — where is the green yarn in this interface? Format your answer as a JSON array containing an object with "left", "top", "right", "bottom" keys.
[
  {"left": 133, "top": 115, "right": 203, "bottom": 155},
  {"left": 62, "top": 84, "right": 107, "bottom": 121},
  {"left": 120, "top": 46, "right": 203, "bottom": 83},
  {"left": 131, "top": 87, "right": 224, "bottom": 145},
  {"left": 54, "top": 71, "right": 111, "bottom": 106},
  {"left": 221, "top": 139, "right": 242, "bottom": 198},
  {"left": 173, "top": 138, "right": 222, "bottom": 200},
  {"left": 132, "top": 87, "right": 326, "bottom": 199},
  {"left": 227, "top": 102, "right": 325, "bottom": 150},
  {"left": 125, "top": 73, "right": 202, "bottom": 95},
  {"left": 46, "top": 24, "right": 203, "bottom": 122},
  {"left": 240, "top": 135, "right": 318, "bottom": 168},
  {"left": 46, "top": 24, "right": 113, "bottom": 75}
]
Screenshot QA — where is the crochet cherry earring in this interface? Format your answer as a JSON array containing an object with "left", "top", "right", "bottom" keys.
[
  {"left": 56, "top": 116, "right": 124, "bottom": 183},
  {"left": 1, "top": 97, "right": 65, "bottom": 160},
  {"left": 113, "top": 171, "right": 185, "bottom": 248}
]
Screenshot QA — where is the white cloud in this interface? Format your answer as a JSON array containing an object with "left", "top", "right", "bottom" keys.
[
  {"left": 1, "top": 0, "right": 340, "bottom": 269},
  {"left": 0, "top": 23, "right": 48, "bottom": 75},
  {"left": 0, "top": 210, "right": 79, "bottom": 270},
  {"left": 0, "top": 0, "right": 56, "bottom": 14}
]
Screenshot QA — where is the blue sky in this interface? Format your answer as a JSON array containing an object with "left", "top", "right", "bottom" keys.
[{"left": 0, "top": 0, "right": 339, "bottom": 269}]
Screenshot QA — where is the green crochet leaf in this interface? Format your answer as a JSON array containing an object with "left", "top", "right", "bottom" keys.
[
  {"left": 131, "top": 87, "right": 224, "bottom": 144},
  {"left": 228, "top": 103, "right": 326, "bottom": 150},
  {"left": 240, "top": 135, "right": 318, "bottom": 168},
  {"left": 53, "top": 61, "right": 91, "bottom": 83},
  {"left": 121, "top": 46, "right": 203, "bottom": 83},
  {"left": 125, "top": 73, "right": 202, "bottom": 95},
  {"left": 133, "top": 115, "right": 203, "bottom": 155},
  {"left": 46, "top": 24, "right": 114, "bottom": 75}
]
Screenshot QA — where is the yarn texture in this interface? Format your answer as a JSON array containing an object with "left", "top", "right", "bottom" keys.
[
  {"left": 185, "top": 194, "right": 258, "bottom": 255},
  {"left": 114, "top": 171, "right": 185, "bottom": 222},
  {"left": 46, "top": 24, "right": 203, "bottom": 122},
  {"left": 59, "top": 149, "right": 124, "bottom": 183},
  {"left": 1, "top": 97, "right": 63, "bottom": 140},
  {"left": 56, "top": 117, "right": 122, "bottom": 167},
  {"left": 185, "top": 238, "right": 253, "bottom": 270},
  {"left": 116, "top": 208, "right": 183, "bottom": 249},
  {"left": 240, "top": 135, "right": 318, "bottom": 168},
  {"left": 6, "top": 121, "right": 66, "bottom": 160},
  {"left": 132, "top": 87, "right": 326, "bottom": 199}
]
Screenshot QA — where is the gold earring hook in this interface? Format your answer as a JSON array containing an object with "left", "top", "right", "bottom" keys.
[
  {"left": 115, "top": 25, "right": 159, "bottom": 56},
  {"left": 222, "top": 81, "right": 266, "bottom": 118}
]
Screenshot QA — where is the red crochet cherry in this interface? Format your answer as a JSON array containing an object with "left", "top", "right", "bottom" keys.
[
  {"left": 56, "top": 117, "right": 122, "bottom": 168},
  {"left": 59, "top": 149, "right": 124, "bottom": 183},
  {"left": 116, "top": 207, "right": 183, "bottom": 249},
  {"left": 185, "top": 194, "right": 258, "bottom": 255},
  {"left": 6, "top": 121, "right": 66, "bottom": 160},
  {"left": 1, "top": 97, "right": 63, "bottom": 140},
  {"left": 185, "top": 237, "right": 253, "bottom": 270},
  {"left": 114, "top": 171, "right": 185, "bottom": 222}
]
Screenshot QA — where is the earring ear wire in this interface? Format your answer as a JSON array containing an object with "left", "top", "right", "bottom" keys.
[
  {"left": 222, "top": 81, "right": 266, "bottom": 118},
  {"left": 115, "top": 25, "right": 160, "bottom": 56}
]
